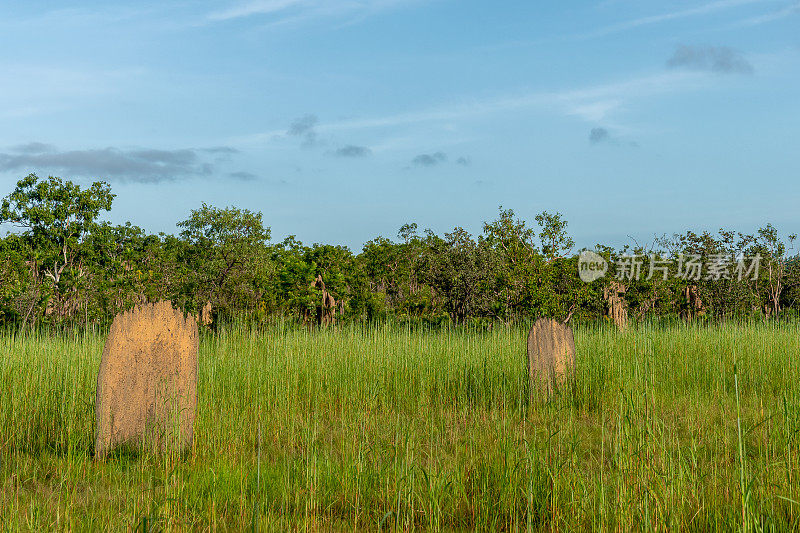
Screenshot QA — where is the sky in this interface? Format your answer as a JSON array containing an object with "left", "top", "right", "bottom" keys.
[{"left": 0, "top": 0, "right": 798, "bottom": 251}]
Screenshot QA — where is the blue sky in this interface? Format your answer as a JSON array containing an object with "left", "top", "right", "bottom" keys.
[{"left": 1, "top": 0, "right": 798, "bottom": 251}]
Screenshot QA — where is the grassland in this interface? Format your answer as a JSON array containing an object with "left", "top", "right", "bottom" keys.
[{"left": 1, "top": 321, "right": 800, "bottom": 531}]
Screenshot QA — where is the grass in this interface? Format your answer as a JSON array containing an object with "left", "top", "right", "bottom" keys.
[{"left": 1, "top": 321, "right": 800, "bottom": 531}]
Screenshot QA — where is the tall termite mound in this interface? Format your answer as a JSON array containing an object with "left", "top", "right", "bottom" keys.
[
  {"left": 198, "top": 301, "right": 213, "bottom": 326},
  {"left": 604, "top": 280, "right": 628, "bottom": 330},
  {"left": 307, "top": 275, "right": 337, "bottom": 326},
  {"left": 95, "top": 301, "right": 198, "bottom": 458},
  {"left": 526, "top": 317, "right": 575, "bottom": 396}
]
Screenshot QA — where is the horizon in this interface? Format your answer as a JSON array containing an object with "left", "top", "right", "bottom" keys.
[{"left": 1, "top": 1, "right": 798, "bottom": 251}]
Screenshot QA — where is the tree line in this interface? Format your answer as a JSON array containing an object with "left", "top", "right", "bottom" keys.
[{"left": 1, "top": 174, "right": 798, "bottom": 329}]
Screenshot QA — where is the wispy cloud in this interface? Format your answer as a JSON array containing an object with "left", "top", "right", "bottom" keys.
[
  {"left": 287, "top": 114, "right": 319, "bottom": 147},
  {"left": 0, "top": 5, "right": 161, "bottom": 30},
  {"left": 201, "top": 146, "right": 240, "bottom": 154},
  {"left": 667, "top": 45, "right": 754, "bottom": 74},
  {"left": 228, "top": 171, "right": 258, "bottom": 180},
  {"left": 333, "top": 145, "right": 372, "bottom": 157},
  {"left": 227, "top": 69, "right": 715, "bottom": 148},
  {"left": 729, "top": 1, "right": 800, "bottom": 27},
  {"left": 9, "top": 142, "right": 57, "bottom": 154},
  {"left": 563, "top": 100, "right": 623, "bottom": 122},
  {"left": 208, "top": 0, "right": 305, "bottom": 21},
  {"left": 206, "top": 0, "right": 426, "bottom": 26},
  {"left": 0, "top": 144, "right": 244, "bottom": 183},
  {"left": 582, "top": 0, "right": 770, "bottom": 38},
  {"left": 0, "top": 64, "right": 144, "bottom": 119},
  {"left": 350, "top": 70, "right": 709, "bottom": 128},
  {"left": 589, "top": 128, "right": 611, "bottom": 144},
  {"left": 412, "top": 152, "right": 446, "bottom": 167},
  {"left": 588, "top": 127, "right": 638, "bottom": 147}
]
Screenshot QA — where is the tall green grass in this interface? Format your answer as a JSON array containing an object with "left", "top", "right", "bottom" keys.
[{"left": 1, "top": 322, "right": 799, "bottom": 530}]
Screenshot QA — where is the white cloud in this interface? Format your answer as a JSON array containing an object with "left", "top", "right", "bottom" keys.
[
  {"left": 206, "top": 0, "right": 428, "bottom": 25},
  {"left": 225, "top": 69, "right": 712, "bottom": 147},
  {"left": 582, "top": 0, "right": 771, "bottom": 38},
  {"left": 563, "top": 100, "right": 623, "bottom": 122},
  {"left": 729, "top": 1, "right": 800, "bottom": 27},
  {"left": 207, "top": 0, "right": 307, "bottom": 21},
  {"left": 0, "top": 64, "right": 145, "bottom": 119}
]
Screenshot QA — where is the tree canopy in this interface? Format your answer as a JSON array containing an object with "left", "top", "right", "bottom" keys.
[{"left": 1, "top": 174, "right": 798, "bottom": 329}]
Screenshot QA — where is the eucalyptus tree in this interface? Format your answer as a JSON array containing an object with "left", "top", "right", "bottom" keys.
[
  {"left": 177, "top": 203, "right": 272, "bottom": 317},
  {"left": 0, "top": 173, "right": 114, "bottom": 322}
]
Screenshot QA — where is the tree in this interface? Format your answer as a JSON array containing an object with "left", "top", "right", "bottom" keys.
[
  {"left": 482, "top": 207, "right": 537, "bottom": 320},
  {"left": 0, "top": 234, "right": 35, "bottom": 325},
  {"left": 751, "top": 224, "right": 797, "bottom": 318},
  {"left": 398, "top": 222, "right": 419, "bottom": 244},
  {"left": 304, "top": 243, "right": 354, "bottom": 317},
  {"left": 423, "top": 227, "right": 494, "bottom": 324},
  {"left": 535, "top": 211, "right": 574, "bottom": 262},
  {"left": 271, "top": 236, "right": 317, "bottom": 320},
  {"left": 82, "top": 221, "right": 167, "bottom": 319},
  {"left": 177, "top": 203, "right": 271, "bottom": 316},
  {"left": 0, "top": 174, "right": 114, "bottom": 321}
]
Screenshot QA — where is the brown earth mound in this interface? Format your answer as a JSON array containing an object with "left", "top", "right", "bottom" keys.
[
  {"left": 526, "top": 318, "right": 575, "bottom": 397},
  {"left": 95, "top": 301, "right": 198, "bottom": 458}
]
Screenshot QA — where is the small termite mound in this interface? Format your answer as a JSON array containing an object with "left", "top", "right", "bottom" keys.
[
  {"left": 198, "top": 301, "right": 213, "bottom": 327},
  {"left": 604, "top": 280, "right": 628, "bottom": 330},
  {"left": 526, "top": 317, "right": 575, "bottom": 397}
]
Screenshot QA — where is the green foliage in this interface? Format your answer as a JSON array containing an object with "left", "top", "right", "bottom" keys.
[
  {"left": 423, "top": 227, "right": 494, "bottom": 323},
  {"left": 271, "top": 235, "right": 316, "bottom": 319},
  {"left": 0, "top": 234, "right": 34, "bottom": 324},
  {"left": 0, "top": 174, "right": 114, "bottom": 324},
  {"left": 535, "top": 210, "right": 574, "bottom": 262},
  {"left": 177, "top": 203, "right": 272, "bottom": 316},
  {"left": 0, "top": 174, "right": 114, "bottom": 242},
  {"left": 1, "top": 177, "right": 798, "bottom": 327},
  {"left": 482, "top": 207, "right": 536, "bottom": 321}
]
